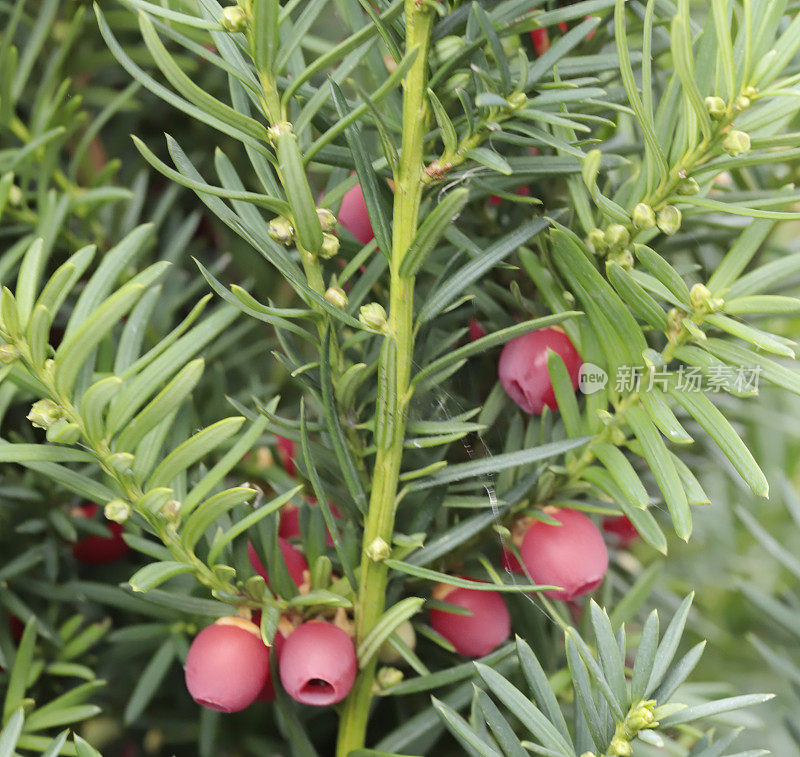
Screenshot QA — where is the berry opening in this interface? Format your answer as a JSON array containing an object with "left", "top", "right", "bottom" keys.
[
  {"left": 298, "top": 677, "right": 337, "bottom": 705},
  {"left": 566, "top": 577, "right": 603, "bottom": 601},
  {"left": 194, "top": 697, "right": 235, "bottom": 713}
]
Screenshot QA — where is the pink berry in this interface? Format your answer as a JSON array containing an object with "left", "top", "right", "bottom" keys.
[
  {"left": 278, "top": 621, "right": 357, "bottom": 705},
  {"left": 430, "top": 584, "right": 511, "bottom": 657},
  {"left": 602, "top": 515, "right": 639, "bottom": 549},
  {"left": 276, "top": 435, "right": 296, "bottom": 477},
  {"left": 185, "top": 617, "right": 270, "bottom": 712},
  {"left": 338, "top": 183, "right": 374, "bottom": 245},
  {"left": 520, "top": 509, "right": 609, "bottom": 601},
  {"left": 498, "top": 327, "right": 582, "bottom": 415},
  {"left": 248, "top": 538, "right": 308, "bottom": 589},
  {"left": 71, "top": 504, "right": 130, "bottom": 565}
]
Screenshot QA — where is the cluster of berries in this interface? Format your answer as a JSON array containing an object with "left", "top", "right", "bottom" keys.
[
  {"left": 187, "top": 487, "right": 354, "bottom": 712},
  {"left": 177, "top": 213, "right": 642, "bottom": 709},
  {"left": 64, "top": 188, "right": 639, "bottom": 713},
  {"left": 185, "top": 616, "right": 356, "bottom": 712}
]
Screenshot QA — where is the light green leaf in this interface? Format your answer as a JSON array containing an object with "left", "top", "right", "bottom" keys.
[
  {"left": 116, "top": 359, "right": 204, "bottom": 451},
  {"left": 667, "top": 386, "right": 768, "bottom": 497},
  {"left": 128, "top": 562, "right": 194, "bottom": 593},
  {"left": 149, "top": 417, "right": 245, "bottom": 489},
  {"left": 400, "top": 189, "right": 469, "bottom": 278},
  {"left": 181, "top": 487, "right": 260, "bottom": 550},
  {"left": 624, "top": 404, "right": 691, "bottom": 540}
]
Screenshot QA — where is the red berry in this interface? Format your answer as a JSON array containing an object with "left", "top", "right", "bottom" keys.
[
  {"left": 8, "top": 614, "right": 24, "bottom": 641},
  {"left": 279, "top": 621, "right": 357, "bottom": 705},
  {"left": 602, "top": 515, "right": 639, "bottom": 549},
  {"left": 71, "top": 504, "right": 130, "bottom": 565},
  {"left": 279, "top": 501, "right": 341, "bottom": 546},
  {"left": 520, "top": 508, "right": 609, "bottom": 601},
  {"left": 530, "top": 27, "right": 550, "bottom": 56},
  {"left": 278, "top": 503, "right": 300, "bottom": 539},
  {"left": 338, "top": 183, "right": 374, "bottom": 246},
  {"left": 500, "top": 546, "right": 524, "bottom": 574},
  {"left": 430, "top": 584, "right": 511, "bottom": 658},
  {"left": 468, "top": 318, "right": 487, "bottom": 342},
  {"left": 185, "top": 617, "right": 270, "bottom": 712},
  {"left": 248, "top": 538, "right": 308, "bottom": 590},
  {"left": 276, "top": 435, "right": 296, "bottom": 477},
  {"left": 498, "top": 327, "right": 582, "bottom": 415}
]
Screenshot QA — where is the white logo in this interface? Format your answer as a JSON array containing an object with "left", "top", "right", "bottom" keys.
[{"left": 578, "top": 363, "right": 608, "bottom": 394}]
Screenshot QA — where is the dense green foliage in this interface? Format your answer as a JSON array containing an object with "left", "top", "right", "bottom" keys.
[{"left": 2, "top": 0, "right": 800, "bottom": 754}]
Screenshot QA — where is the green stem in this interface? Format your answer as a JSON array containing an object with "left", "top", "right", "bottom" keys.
[{"left": 336, "top": 3, "right": 434, "bottom": 754}]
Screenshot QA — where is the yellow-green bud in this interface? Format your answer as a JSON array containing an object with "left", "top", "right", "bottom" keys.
[
  {"left": 316, "top": 208, "right": 337, "bottom": 232},
  {"left": 506, "top": 92, "right": 527, "bottom": 110},
  {"left": 221, "top": 5, "right": 248, "bottom": 33},
  {"left": 627, "top": 709, "right": 656, "bottom": 731},
  {"left": 743, "top": 85, "right": 759, "bottom": 98},
  {"left": 27, "top": 399, "right": 62, "bottom": 429},
  {"left": 705, "top": 96, "right": 727, "bottom": 120},
  {"left": 213, "top": 564, "right": 236, "bottom": 583},
  {"left": 723, "top": 129, "right": 751, "bottom": 156},
  {"left": 268, "top": 217, "right": 295, "bottom": 246},
  {"left": 366, "top": 536, "right": 391, "bottom": 562},
  {"left": 666, "top": 307, "right": 685, "bottom": 342},
  {"left": 0, "top": 343, "right": 20, "bottom": 364},
  {"left": 689, "top": 282, "right": 723, "bottom": 314},
  {"left": 632, "top": 202, "right": 656, "bottom": 230},
  {"left": 690, "top": 283, "right": 712, "bottom": 310},
  {"left": 676, "top": 177, "right": 700, "bottom": 195},
  {"left": 605, "top": 223, "right": 630, "bottom": 250},
  {"left": 46, "top": 419, "right": 82, "bottom": 444},
  {"left": 106, "top": 452, "right": 135, "bottom": 475},
  {"left": 359, "top": 302, "right": 388, "bottom": 332},
  {"left": 104, "top": 499, "right": 131, "bottom": 524},
  {"left": 657, "top": 205, "right": 681, "bottom": 235},
  {"left": 378, "top": 619, "right": 417, "bottom": 663},
  {"left": 7, "top": 185, "right": 22, "bottom": 206},
  {"left": 324, "top": 286, "right": 348, "bottom": 309},
  {"left": 735, "top": 95, "right": 750, "bottom": 110},
  {"left": 161, "top": 499, "right": 181, "bottom": 521},
  {"left": 376, "top": 666, "right": 404, "bottom": 689},
  {"left": 607, "top": 737, "right": 632, "bottom": 757},
  {"left": 266, "top": 121, "right": 292, "bottom": 142},
  {"left": 318, "top": 233, "right": 340, "bottom": 259},
  {"left": 586, "top": 228, "right": 607, "bottom": 255},
  {"left": 608, "top": 249, "right": 634, "bottom": 270}
]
